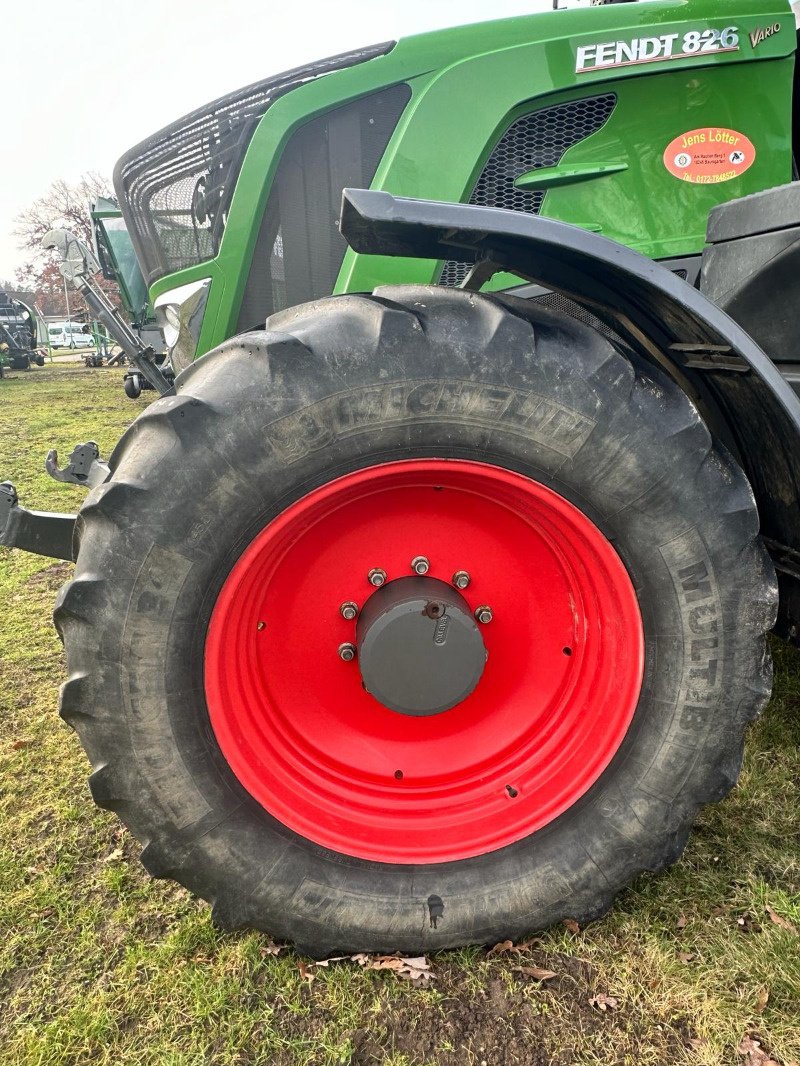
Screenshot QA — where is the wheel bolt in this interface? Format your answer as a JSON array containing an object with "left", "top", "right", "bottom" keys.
[
  {"left": 338, "top": 642, "right": 357, "bottom": 662},
  {"left": 368, "top": 568, "right": 387, "bottom": 587},
  {"left": 474, "top": 605, "right": 493, "bottom": 624},
  {"left": 452, "top": 570, "right": 470, "bottom": 590},
  {"left": 340, "top": 601, "right": 359, "bottom": 620},
  {"left": 411, "top": 555, "right": 430, "bottom": 575}
]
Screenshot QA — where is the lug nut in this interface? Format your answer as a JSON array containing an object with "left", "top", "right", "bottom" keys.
[
  {"left": 474, "top": 605, "right": 493, "bottom": 624},
  {"left": 452, "top": 570, "right": 470, "bottom": 590},
  {"left": 411, "top": 555, "right": 430, "bottom": 575},
  {"left": 338, "top": 642, "right": 357, "bottom": 662},
  {"left": 368, "top": 568, "right": 387, "bottom": 587},
  {"left": 340, "top": 601, "right": 359, "bottom": 620}
]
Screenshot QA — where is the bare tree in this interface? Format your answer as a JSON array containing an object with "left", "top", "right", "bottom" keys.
[
  {"left": 14, "top": 172, "right": 112, "bottom": 252},
  {"left": 13, "top": 172, "right": 122, "bottom": 318}
]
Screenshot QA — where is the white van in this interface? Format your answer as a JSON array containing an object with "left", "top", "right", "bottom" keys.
[{"left": 48, "top": 322, "right": 94, "bottom": 349}]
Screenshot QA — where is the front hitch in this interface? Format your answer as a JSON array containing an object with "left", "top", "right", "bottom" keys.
[{"left": 0, "top": 482, "right": 76, "bottom": 562}]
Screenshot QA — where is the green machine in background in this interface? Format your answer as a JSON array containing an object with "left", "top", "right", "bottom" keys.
[{"left": 91, "top": 197, "right": 165, "bottom": 360}]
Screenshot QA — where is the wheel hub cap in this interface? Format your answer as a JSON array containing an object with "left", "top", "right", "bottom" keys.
[{"left": 356, "top": 576, "right": 487, "bottom": 716}]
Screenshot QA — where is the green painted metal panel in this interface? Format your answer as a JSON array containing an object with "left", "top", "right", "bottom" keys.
[{"left": 139, "top": 0, "right": 795, "bottom": 357}]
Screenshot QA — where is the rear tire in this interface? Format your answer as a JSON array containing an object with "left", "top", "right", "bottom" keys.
[{"left": 56, "top": 288, "right": 776, "bottom": 955}]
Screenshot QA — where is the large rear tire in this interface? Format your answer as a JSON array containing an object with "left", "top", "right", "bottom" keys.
[{"left": 56, "top": 288, "right": 776, "bottom": 955}]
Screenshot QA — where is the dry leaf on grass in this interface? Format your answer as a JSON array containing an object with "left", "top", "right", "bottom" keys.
[
  {"left": 12, "top": 739, "right": 32, "bottom": 750},
  {"left": 487, "top": 940, "right": 514, "bottom": 956},
  {"left": 103, "top": 848, "right": 123, "bottom": 863},
  {"left": 678, "top": 952, "right": 696, "bottom": 964},
  {"left": 766, "top": 906, "right": 798, "bottom": 935},
  {"left": 512, "top": 966, "right": 556, "bottom": 982},
  {"left": 754, "top": 987, "right": 770, "bottom": 1014},
  {"left": 300, "top": 951, "right": 435, "bottom": 983},
  {"left": 589, "top": 993, "right": 619, "bottom": 1011},
  {"left": 366, "top": 955, "right": 434, "bottom": 983},
  {"left": 676, "top": 915, "right": 688, "bottom": 929},
  {"left": 563, "top": 918, "right": 580, "bottom": 935},
  {"left": 260, "top": 941, "right": 286, "bottom": 957},
  {"left": 737, "top": 1034, "right": 780, "bottom": 1066},
  {"left": 488, "top": 937, "right": 541, "bottom": 956}
]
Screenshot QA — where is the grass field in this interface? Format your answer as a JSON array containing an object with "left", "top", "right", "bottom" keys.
[{"left": 1, "top": 362, "right": 798, "bottom": 1066}]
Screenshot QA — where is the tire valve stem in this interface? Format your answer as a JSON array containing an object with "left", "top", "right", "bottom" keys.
[
  {"left": 474, "top": 605, "right": 493, "bottom": 625},
  {"left": 340, "top": 601, "right": 359, "bottom": 621},
  {"left": 452, "top": 570, "right": 470, "bottom": 590},
  {"left": 338, "top": 642, "right": 357, "bottom": 662},
  {"left": 411, "top": 555, "right": 430, "bottom": 575},
  {"left": 368, "top": 568, "right": 387, "bottom": 587}
]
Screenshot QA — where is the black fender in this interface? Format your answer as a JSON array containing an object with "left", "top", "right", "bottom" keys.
[{"left": 340, "top": 189, "right": 800, "bottom": 634}]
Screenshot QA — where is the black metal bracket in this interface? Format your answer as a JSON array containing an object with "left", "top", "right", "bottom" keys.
[
  {"left": 0, "top": 482, "right": 77, "bottom": 562},
  {"left": 45, "top": 441, "right": 110, "bottom": 489}
]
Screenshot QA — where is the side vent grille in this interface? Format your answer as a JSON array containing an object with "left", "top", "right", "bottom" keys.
[{"left": 441, "top": 94, "right": 617, "bottom": 286}]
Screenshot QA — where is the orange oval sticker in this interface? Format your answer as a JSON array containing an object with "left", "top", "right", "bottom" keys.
[{"left": 664, "top": 127, "right": 756, "bottom": 184}]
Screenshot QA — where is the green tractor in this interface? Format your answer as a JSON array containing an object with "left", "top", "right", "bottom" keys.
[{"left": 4, "top": 0, "right": 800, "bottom": 956}]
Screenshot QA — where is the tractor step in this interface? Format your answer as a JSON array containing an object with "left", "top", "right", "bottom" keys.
[{"left": 0, "top": 482, "right": 77, "bottom": 562}]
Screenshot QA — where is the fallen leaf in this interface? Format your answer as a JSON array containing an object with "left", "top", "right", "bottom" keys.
[
  {"left": 297, "top": 961, "right": 316, "bottom": 984},
  {"left": 754, "top": 987, "right": 770, "bottom": 1014},
  {"left": 512, "top": 965, "right": 556, "bottom": 982},
  {"left": 589, "top": 993, "right": 619, "bottom": 1011},
  {"left": 364, "top": 955, "right": 433, "bottom": 982},
  {"left": 678, "top": 952, "right": 696, "bottom": 964},
  {"left": 676, "top": 915, "right": 688, "bottom": 929},
  {"left": 688, "top": 1037, "right": 706, "bottom": 1051},
  {"left": 103, "top": 848, "right": 123, "bottom": 863},
  {"left": 737, "top": 1034, "right": 780, "bottom": 1066},
  {"left": 314, "top": 955, "right": 350, "bottom": 967},
  {"left": 766, "top": 906, "right": 798, "bottom": 935},
  {"left": 260, "top": 941, "right": 286, "bottom": 957},
  {"left": 487, "top": 940, "right": 514, "bottom": 956},
  {"left": 350, "top": 953, "right": 371, "bottom": 966},
  {"left": 12, "top": 739, "right": 32, "bottom": 750},
  {"left": 563, "top": 919, "right": 580, "bottom": 935},
  {"left": 515, "top": 937, "right": 542, "bottom": 951}
]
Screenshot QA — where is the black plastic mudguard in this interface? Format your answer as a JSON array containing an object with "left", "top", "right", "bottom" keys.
[{"left": 341, "top": 189, "right": 800, "bottom": 631}]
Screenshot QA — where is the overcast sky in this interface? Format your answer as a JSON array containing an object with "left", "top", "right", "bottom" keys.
[{"left": 0, "top": 0, "right": 553, "bottom": 280}]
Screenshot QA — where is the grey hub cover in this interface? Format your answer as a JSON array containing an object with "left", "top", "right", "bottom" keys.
[{"left": 356, "top": 576, "right": 487, "bottom": 716}]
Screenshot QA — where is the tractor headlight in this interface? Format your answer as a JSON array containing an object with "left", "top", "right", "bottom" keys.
[{"left": 154, "top": 278, "right": 211, "bottom": 372}]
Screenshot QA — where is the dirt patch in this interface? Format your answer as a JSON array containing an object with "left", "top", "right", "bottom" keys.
[
  {"left": 344, "top": 958, "right": 696, "bottom": 1066},
  {"left": 25, "top": 561, "right": 73, "bottom": 590}
]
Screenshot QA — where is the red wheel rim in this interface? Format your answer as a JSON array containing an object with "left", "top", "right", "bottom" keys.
[{"left": 204, "top": 460, "right": 644, "bottom": 864}]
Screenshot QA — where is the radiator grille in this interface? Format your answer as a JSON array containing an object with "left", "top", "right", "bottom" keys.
[
  {"left": 114, "top": 43, "right": 394, "bottom": 285},
  {"left": 441, "top": 93, "right": 617, "bottom": 287},
  {"left": 236, "top": 84, "right": 411, "bottom": 329}
]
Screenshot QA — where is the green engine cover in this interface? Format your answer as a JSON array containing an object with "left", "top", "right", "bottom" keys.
[{"left": 139, "top": 0, "right": 796, "bottom": 359}]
